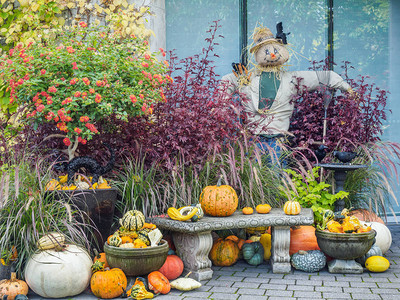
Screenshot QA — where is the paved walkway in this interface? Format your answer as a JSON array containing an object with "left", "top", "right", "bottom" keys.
[{"left": 29, "top": 224, "right": 400, "bottom": 300}]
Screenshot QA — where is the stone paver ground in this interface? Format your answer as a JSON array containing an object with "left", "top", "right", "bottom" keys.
[{"left": 29, "top": 224, "right": 400, "bottom": 300}]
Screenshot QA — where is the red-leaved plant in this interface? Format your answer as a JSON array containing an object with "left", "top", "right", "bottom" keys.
[{"left": 289, "top": 59, "right": 389, "bottom": 153}]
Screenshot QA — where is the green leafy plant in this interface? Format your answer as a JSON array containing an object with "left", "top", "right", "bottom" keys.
[
  {"left": 0, "top": 22, "right": 169, "bottom": 159},
  {"left": 279, "top": 166, "right": 349, "bottom": 226}
]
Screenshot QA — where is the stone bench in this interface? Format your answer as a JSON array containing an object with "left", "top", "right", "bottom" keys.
[{"left": 148, "top": 208, "right": 314, "bottom": 281}]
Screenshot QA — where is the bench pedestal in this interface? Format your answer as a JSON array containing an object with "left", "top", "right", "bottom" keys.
[
  {"left": 173, "top": 231, "right": 213, "bottom": 281},
  {"left": 148, "top": 209, "right": 314, "bottom": 280}
]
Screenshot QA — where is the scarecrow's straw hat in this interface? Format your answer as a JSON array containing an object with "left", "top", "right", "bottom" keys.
[{"left": 249, "top": 26, "right": 282, "bottom": 53}]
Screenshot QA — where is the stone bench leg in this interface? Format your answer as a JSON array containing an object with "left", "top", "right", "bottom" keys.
[
  {"left": 271, "top": 226, "right": 291, "bottom": 273},
  {"left": 172, "top": 231, "right": 213, "bottom": 281}
]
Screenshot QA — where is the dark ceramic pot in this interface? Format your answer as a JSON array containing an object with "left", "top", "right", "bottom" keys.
[
  {"left": 315, "top": 229, "right": 376, "bottom": 260},
  {"left": 0, "top": 263, "right": 11, "bottom": 280},
  {"left": 104, "top": 239, "right": 169, "bottom": 276},
  {"left": 48, "top": 188, "right": 118, "bottom": 250}
]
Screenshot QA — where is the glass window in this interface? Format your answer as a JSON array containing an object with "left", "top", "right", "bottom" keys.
[
  {"left": 166, "top": 0, "right": 240, "bottom": 77},
  {"left": 247, "top": 0, "right": 327, "bottom": 71}
]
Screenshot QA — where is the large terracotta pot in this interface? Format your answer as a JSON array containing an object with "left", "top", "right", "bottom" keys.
[
  {"left": 315, "top": 229, "right": 376, "bottom": 260},
  {"left": 104, "top": 239, "right": 169, "bottom": 276}
]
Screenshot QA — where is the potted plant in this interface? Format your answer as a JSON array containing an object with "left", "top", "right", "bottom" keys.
[{"left": 0, "top": 153, "right": 91, "bottom": 277}]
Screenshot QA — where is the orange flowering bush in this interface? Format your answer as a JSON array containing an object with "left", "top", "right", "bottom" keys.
[{"left": 0, "top": 22, "right": 170, "bottom": 157}]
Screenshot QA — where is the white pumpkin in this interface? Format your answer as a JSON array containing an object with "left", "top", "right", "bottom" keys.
[
  {"left": 24, "top": 244, "right": 92, "bottom": 298},
  {"left": 361, "top": 221, "right": 392, "bottom": 254}
]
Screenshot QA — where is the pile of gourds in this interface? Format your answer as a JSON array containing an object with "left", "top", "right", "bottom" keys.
[
  {"left": 45, "top": 175, "right": 111, "bottom": 191},
  {"left": 107, "top": 210, "right": 163, "bottom": 249},
  {"left": 322, "top": 209, "right": 372, "bottom": 233}
]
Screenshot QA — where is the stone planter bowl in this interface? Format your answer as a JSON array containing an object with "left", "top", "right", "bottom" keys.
[
  {"left": 104, "top": 239, "right": 169, "bottom": 276},
  {"left": 315, "top": 229, "right": 376, "bottom": 260}
]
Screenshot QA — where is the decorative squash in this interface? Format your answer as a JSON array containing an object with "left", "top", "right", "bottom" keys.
[
  {"left": 362, "top": 221, "right": 392, "bottom": 254},
  {"left": 365, "top": 256, "right": 390, "bottom": 272},
  {"left": 127, "top": 277, "right": 153, "bottom": 299},
  {"left": 90, "top": 261, "right": 127, "bottom": 299},
  {"left": 327, "top": 220, "right": 344, "bottom": 233},
  {"left": 289, "top": 226, "right": 320, "bottom": 255},
  {"left": 121, "top": 236, "right": 134, "bottom": 244},
  {"left": 242, "top": 207, "right": 254, "bottom": 215},
  {"left": 283, "top": 200, "right": 301, "bottom": 215},
  {"left": 108, "top": 233, "right": 122, "bottom": 247},
  {"left": 133, "top": 239, "right": 148, "bottom": 248},
  {"left": 37, "top": 232, "right": 65, "bottom": 250},
  {"left": 143, "top": 223, "right": 157, "bottom": 230},
  {"left": 199, "top": 177, "right": 238, "bottom": 217},
  {"left": 225, "top": 235, "right": 240, "bottom": 243},
  {"left": 45, "top": 179, "right": 60, "bottom": 191},
  {"left": 147, "top": 271, "right": 171, "bottom": 294},
  {"left": 93, "top": 249, "right": 109, "bottom": 269},
  {"left": 138, "top": 231, "right": 151, "bottom": 246},
  {"left": 291, "top": 250, "right": 326, "bottom": 272},
  {"left": 24, "top": 244, "right": 92, "bottom": 298},
  {"left": 119, "top": 242, "right": 135, "bottom": 248},
  {"left": 259, "top": 233, "right": 272, "bottom": 260},
  {"left": 355, "top": 244, "right": 383, "bottom": 266},
  {"left": 246, "top": 226, "right": 270, "bottom": 235},
  {"left": 0, "top": 272, "right": 28, "bottom": 300},
  {"left": 119, "top": 210, "right": 146, "bottom": 231},
  {"left": 349, "top": 209, "right": 384, "bottom": 224},
  {"left": 170, "top": 277, "right": 202, "bottom": 291},
  {"left": 256, "top": 204, "right": 272, "bottom": 214},
  {"left": 209, "top": 239, "right": 240, "bottom": 267},
  {"left": 242, "top": 242, "right": 264, "bottom": 266},
  {"left": 158, "top": 255, "right": 184, "bottom": 280}
]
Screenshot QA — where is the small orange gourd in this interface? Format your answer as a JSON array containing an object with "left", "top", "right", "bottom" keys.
[
  {"left": 93, "top": 249, "right": 109, "bottom": 269},
  {"left": 242, "top": 207, "right": 254, "bottom": 215},
  {"left": 256, "top": 204, "right": 272, "bottom": 214},
  {"left": 148, "top": 271, "right": 171, "bottom": 294},
  {"left": 121, "top": 236, "right": 134, "bottom": 244},
  {"left": 283, "top": 200, "right": 301, "bottom": 215}
]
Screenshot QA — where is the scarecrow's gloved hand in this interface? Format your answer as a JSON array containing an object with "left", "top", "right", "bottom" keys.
[{"left": 232, "top": 63, "right": 252, "bottom": 87}]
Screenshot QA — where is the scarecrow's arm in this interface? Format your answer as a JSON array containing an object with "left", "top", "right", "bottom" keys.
[{"left": 292, "top": 70, "right": 351, "bottom": 93}]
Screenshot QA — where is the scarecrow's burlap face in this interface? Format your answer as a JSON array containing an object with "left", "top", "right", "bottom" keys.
[{"left": 254, "top": 42, "right": 289, "bottom": 67}]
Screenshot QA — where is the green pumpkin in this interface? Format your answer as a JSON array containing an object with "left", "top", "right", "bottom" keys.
[
  {"left": 355, "top": 244, "right": 383, "bottom": 267},
  {"left": 291, "top": 250, "right": 326, "bottom": 272},
  {"left": 242, "top": 242, "right": 264, "bottom": 266}
]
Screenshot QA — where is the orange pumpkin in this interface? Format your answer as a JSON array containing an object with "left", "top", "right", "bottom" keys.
[
  {"left": 289, "top": 226, "right": 320, "bottom": 255},
  {"left": 199, "top": 177, "right": 238, "bottom": 217},
  {"left": 158, "top": 255, "right": 184, "bottom": 280},
  {"left": 0, "top": 272, "right": 29, "bottom": 300},
  {"left": 242, "top": 207, "right": 254, "bottom": 215},
  {"left": 349, "top": 209, "right": 385, "bottom": 224},
  {"left": 90, "top": 262, "right": 127, "bottom": 299},
  {"left": 121, "top": 236, "right": 134, "bottom": 244},
  {"left": 93, "top": 250, "right": 109, "bottom": 269},
  {"left": 148, "top": 271, "right": 171, "bottom": 294},
  {"left": 283, "top": 200, "right": 301, "bottom": 215},
  {"left": 142, "top": 223, "right": 157, "bottom": 230},
  {"left": 225, "top": 235, "right": 240, "bottom": 243},
  {"left": 256, "top": 204, "right": 272, "bottom": 214},
  {"left": 209, "top": 239, "right": 240, "bottom": 267}
]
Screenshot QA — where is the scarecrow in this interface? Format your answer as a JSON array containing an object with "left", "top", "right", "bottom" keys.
[{"left": 221, "top": 23, "right": 352, "bottom": 164}]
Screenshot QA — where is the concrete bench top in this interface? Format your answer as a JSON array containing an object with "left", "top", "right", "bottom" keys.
[{"left": 148, "top": 208, "right": 314, "bottom": 233}]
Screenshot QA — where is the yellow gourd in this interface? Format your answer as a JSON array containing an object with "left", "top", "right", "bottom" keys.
[
  {"left": 365, "top": 256, "right": 390, "bottom": 272},
  {"left": 259, "top": 233, "right": 272, "bottom": 260},
  {"left": 327, "top": 220, "right": 344, "bottom": 233},
  {"left": 45, "top": 179, "right": 60, "bottom": 191}
]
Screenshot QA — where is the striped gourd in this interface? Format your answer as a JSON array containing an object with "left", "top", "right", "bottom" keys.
[
  {"left": 137, "top": 231, "right": 151, "bottom": 246},
  {"left": 109, "top": 233, "right": 122, "bottom": 247},
  {"left": 283, "top": 200, "right": 301, "bottom": 215},
  {"left": 37, "top": 232, "right": 65, "bottom": 250},
  {"left": 119, "top": 210, "right": 145, "bottom": 231}
]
